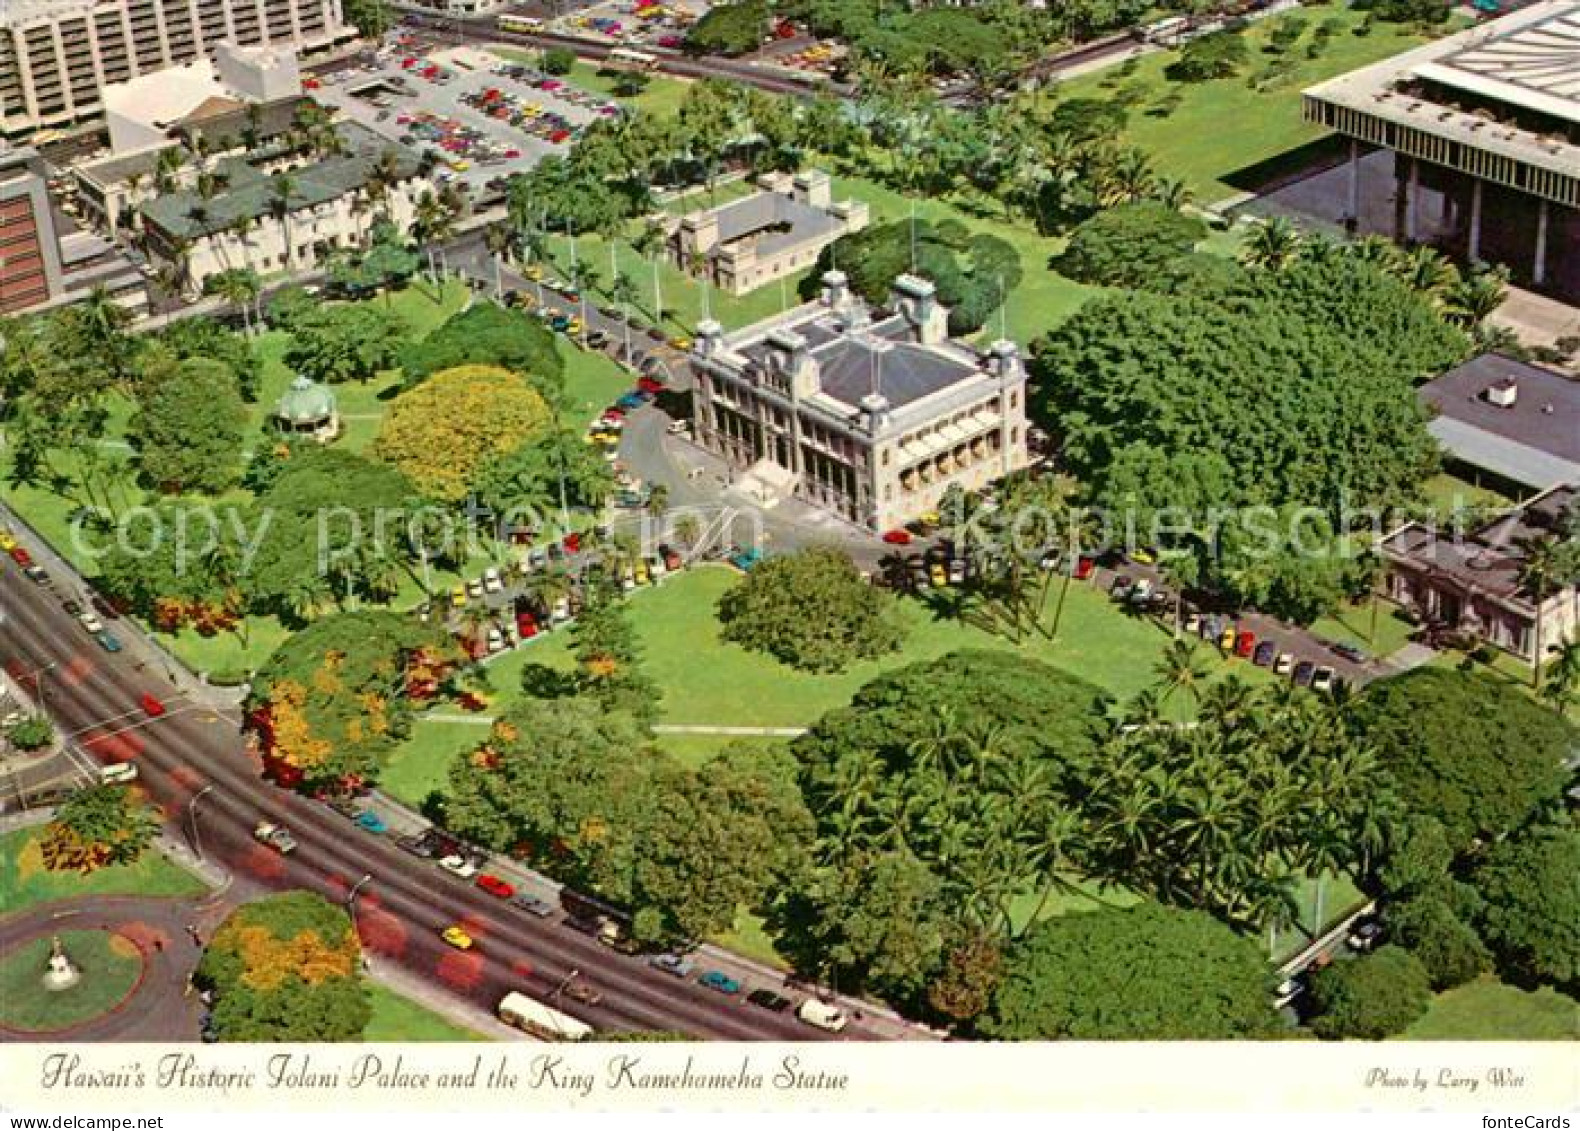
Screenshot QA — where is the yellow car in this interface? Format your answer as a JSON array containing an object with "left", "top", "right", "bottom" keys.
[
  {"left": 524, "top": 264, "right": 544, "bottom": 281},
  {"left": 1219, "top": 625, "right": 1238, "bottom": 652},
  {"left": 441, "top": 925, "right": 474, "bottom": 950},
  {"left": 634, "top": 560, "right": 650, "bottom": 585},
  {"left": 0, "top": 530, "right": 15, "bottom": 552},
  {"left": 566, "top": 317, "right": 583, "bottom": 336},
  {"left": 668, "top": 335, "right": 692, "bottom": 352},
  {"left": 451, "top": 584, "right": 468, "bottom": 608},
  {"left": 929, "top": 563, "right": 947, "bottom": 587}
]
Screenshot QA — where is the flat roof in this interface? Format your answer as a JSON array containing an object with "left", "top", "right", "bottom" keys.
[
  {"left": 1304, "top": 1, "right": 1580, "bottom": 179},
  {"left": 1422, "top": 351, "right": 1580, "bottom": 456},
  {"left": 1420, "top": 3, "right": 1580, "bottom": 126},
  {"left": 704, "top": 189, "right": 844, "bottom": 262}
]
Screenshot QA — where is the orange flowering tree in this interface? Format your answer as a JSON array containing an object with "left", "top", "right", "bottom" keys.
[{"left": 38, "top": 784, "right": 162, "bottom": 873}]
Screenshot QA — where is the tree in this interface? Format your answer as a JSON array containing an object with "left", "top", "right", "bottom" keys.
[
  {"left": 718, "top": 547, "right": 907, "bottom": 673},
  {"left": 197, "top": 891, "right": 370, "bottom": 1042},
  {"left": 1388, "top": 893, "right": 1490, "bottom": 991},
  {"left": 373, "top": 365, "right": 552, "bottom": 503},
  {"left": 1242, "top": 217, "right": 1304, "bottom": 271},
  {"left": 341, "top": 0, "right": 391, "bottom": 39},
  {"left": 985, "top": 903, "right": 1279, "bottom": 1040},
  {"left": 129, "top": 357, "right": 246, "bottom": 494},
  {"left": 1055, "top": 202, "right": 1206, "bottom": 288},
  {"left": 283, "top": 303, "right": 407, "bottom": 385},
  {"left": 4, "top": 714, "right": 54, "bottom": 751},
  {"left": 927, "top": 930, "right": 1005, "bottom": 1025},
  {"left": 248, "top": 610, "right": 460, "bottom": 792},
  {"left": 685, "top": 0, "right": 768, "bottom": 55},
  {"left": 399, "top": 302, "right": 564, "bottom": 395},
  {"left": 1353, "top": 668, "right": 1572, "bottom": 854},
  {"left": 154, "top": 316, "right": 261, "bottom": 401},
  {"left": 38, "top": 784, "right": 161, "bottom": 872},
  {"left": 1167, "top": 30, "right": 1249, "bottom": 82},
  {"left": 1469, "top": 823, "right": 1580, "bottom": 988},
  {"left": 542, "top": 47, "right": 576, "bottom": 75},
  {"left": 571, "top": 591, "right": 660, "bottom": 723},
  {"left": 1308, "top": 946, "right": 1432, "bottom": 1039}
]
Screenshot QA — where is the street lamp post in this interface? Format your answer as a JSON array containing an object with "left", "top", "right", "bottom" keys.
[
  {"left": 346, "top": 872, "right": 374, "bottom": 966},
  {"left": 188, "top": 784, "right": 215, "bottom": 862}
]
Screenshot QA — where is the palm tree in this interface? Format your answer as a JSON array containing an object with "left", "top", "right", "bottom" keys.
[
  {"left": 268, "top": 174, "right": 299, "bottom": 272},
  {"left": 1153, "top": 637, "right": 1211, "bottom": 708},
  {"left": 1445, "top": 263, "right": 1509, "bottom": 329},
  {"left": 1241, "top": 216, "right": 1302, "bottom": 271},
  {"left": 1518, "top": 535, "right": 1561, "bottom": 690},
  {"left": 1539, "top": 639, "right": 1580, "bottom": 715},
  {"left": 484, "top": 223, "right": 512, "bottom": 300},
  {"left": 213, "top": 268, "right": 261, "bottom": 336},
  {"left": 673, "top": 513, "right": 701, "bottom": 550}
]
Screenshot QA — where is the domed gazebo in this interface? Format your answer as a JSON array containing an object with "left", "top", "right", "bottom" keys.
[{"left": 272, "top": 374, "right": 340, "bottom": 444}]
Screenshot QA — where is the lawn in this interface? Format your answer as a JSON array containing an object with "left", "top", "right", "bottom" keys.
[
  {"left": 0, "top": 828, "right": 207, "bottom": 911},
  {"left": 560, "top": 343, "right": 639, "bottom": 424},
  {"left": 1053, "top": 4, "right": 1454, "bottom": 205},
  {"left": 1417, "top": 470, "right": 1516, "bottom": 522},
  {"left": 381, "top": 563, "right": 1269, "bottom": 804},
  {"left": 1403, "top": 977, "right": 1579, "bottom": 1041},
  {"left": 363, "top": 981, "right": 487, "bottom": 1041},
  {"left": 1309, "top": 599, "right": 1417, "bottom": 661},
  {"left": 491, "top": 50, "right": 694, "bottom": 118},
  {"left": 0, "top": 930, "right": 144, "bottom": 1033}
]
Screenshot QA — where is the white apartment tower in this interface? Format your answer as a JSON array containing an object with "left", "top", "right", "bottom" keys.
[{"left": 0, "top": 0, "right": 355, "bottom": 139}]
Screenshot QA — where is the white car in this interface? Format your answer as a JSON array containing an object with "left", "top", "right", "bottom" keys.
[
  {"left": 551, "top": 597, "right": 571, "bottom": 622},
  {"left": 77, "top": 610, "right": 105, "bottom": 634},
  {"left": 438, "top": 854, "right": 478, "bottom": 879},
  {"left": 647, "top": 556, "right": 667, "bottom": 581},
  {"left": 253, "top": 822, "right": 298, "bottom": 856},
  {"left": 482, "top": 567, "right": 503, "bottom": 593},
  {"left": 486, "top": 626, "right": 505, "bottom": 653},
  {"left": 665, "top": 419, "right": 689, "bottom": 436},
  {"left": 948, "top": 559, "right": 966, "bottom": 584},
  {"left": 795, "top": 999, "right": 849, "bottom": 1033}
]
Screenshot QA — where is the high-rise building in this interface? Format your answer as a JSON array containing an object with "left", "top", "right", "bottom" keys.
[
  {"left": 0, "top": 0, "right": 356, "bottom": 140},
  {"left": 0, "top": 143, "right": 64, "bottom": 312}
]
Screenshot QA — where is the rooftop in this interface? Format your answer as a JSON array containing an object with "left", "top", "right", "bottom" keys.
[
  {"left": 0, "top": 0, "right": 98, "bottom": 30},
  {"left": 702, "top": 189, "right": 845, "bottom": 262},
  {"left": 1383, "top": 482, "right": 1578, "bottom": 610},
  {"left": 1421, "top": 352, "right": 1580, "bottom": 489},
  {"left": 139, "top": 120, "right": 422, "bottom": 240},
  {"left": 1304, "top": 0, "right": 1580, "bottom": 180}
]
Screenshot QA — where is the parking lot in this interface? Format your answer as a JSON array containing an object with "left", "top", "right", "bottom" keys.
[
  {"left": 550, "top": 0, "right": 709, "bottom": 48},
  {"left": 309, "top": 40, "right": 624, "bottom": 195}
]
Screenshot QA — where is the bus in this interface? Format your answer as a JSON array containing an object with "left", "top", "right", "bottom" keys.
[
  {"left": 497, "top": 13, "right": 543, "bottom": 34},
  {"left": 497, "top": 991, "right": 593, "bottom": 1041},
  {"left": 606, "top": 47, "right": 660, "bottom": 72},
  {"left": 1136, "top": 15, "right": 1191, "bottom": 45}
]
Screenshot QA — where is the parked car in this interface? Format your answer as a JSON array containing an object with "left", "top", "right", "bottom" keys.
[
  {"left": 1127, "top": 578, "right": 1154, "bottom": 605},
  {"left": 1218, "top": 624, "right": 1238, "bottom": 652},
  {"left": 1252, "top": 640, "right": 1277, "bottom": 667},
  {"left": 476, "top": 873, "right": 515, "bottom": 899},
  {"left": 1331, "top": 641, "right": 1368, "bottom": 664},
  {"left": 650, "top": 953, "right": 696, "bottom": 978},
  {"left": 881, "top": 529, "right": 912, "bottom": 546},
  {"left": 466, "top": 579, "right": 485, "bottom": 599},
  {"left": 1074, "top": 555, "right": 1096, "bottom": 581},
  {"left": 796, "top": 998, "right": 849, "bottom": 1033},
  {"left": 1311, "top": 666, "right": 1337, "bottom": 693},
  {"left": 510, "top": 893, "right": 555, "bottom": 918},
  {"left": 1346, "top": 918, "right": 1384, "bottom": 952},
  {"left": 1292, "top": 660, "right": 1316, "bottom": 687},
  {"left": 1110, "top": 575, "right": 1135, "bottom": 601},
  {"left": 396, "top": 833, "right": 436, "bottom": 857},
  {"left": 1273, "top": 652, "right": 1295, "bottom": 676},
  {"left": 438, "top": 854, "right": 479, "bottom": 879},
  {"left": 1234, "top": 630, "right": 1257, "bottom": 658},
  {"left": 354, "top": 810, "right": 388, "bottom": 834},
  {"left": 746, "top": 989, "right": 793, "bottom": 1013},
  {"left": 482, "top": 567, "right": 503, "bottom": 593},
  {"left": 95, "top": 631, "right": 123, "bottom": 653},
  {"left": 699, "top": 970, "right": 742, "bottom": 994},
  {"left": 253, "top": 822, "right": 297, "bottom": 855},
  {"left": 24, "top": 564, "right": 50, "bottom": 584}
]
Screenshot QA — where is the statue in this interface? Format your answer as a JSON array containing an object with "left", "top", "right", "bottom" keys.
[{"left": 41, "top": 935, "right": 81, "bottom": 992}]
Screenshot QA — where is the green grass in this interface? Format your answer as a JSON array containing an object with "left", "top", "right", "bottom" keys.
[
  {"left": 382, "top": 718, "right": 489, "bottom": 809},
  {"left": 1418, "top": 471, "right": 1516, "bottom": 522},
  {"left": 1053, "top": 4, "right": 1455, "bottom": 205},
  {"left": 0, "top": 828, "right": 207, "bottom": 911},
  {"left": 363, "top": 981, "right": 488, "bottom": 1041},
  {"left": 0, "top": 930, "right": 144, "bottom": 1033},
  {"left": 714, "top": 909, "right": 792, "bottom": 970},
  {"left": 560, "top": 343, "right": 639, "bottom": 424},
  {"left": 1403, "top": 977, "right": 1579, "bottom": 1041},
  {"left": 491, "top": 50, "right": 694, "bottom": 118},
  {"left": 652, "top": 733, "right": 785, "bottom": 768},
  {"left": 1309, "top": 599, "right": 1417, "bottom": 661}
]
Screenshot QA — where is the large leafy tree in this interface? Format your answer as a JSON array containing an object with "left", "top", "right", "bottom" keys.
[
  {"left": 1387, "top": 893, "right": 1490, "bottom": 991},
  {"left": 475, "top": 428, "right": 614, "bottom": 517},
  {"left": 399, "top": 302, "right": 564, "bottom": 396},
  {"left": 985, "top": 903, "right": 1279, "bottom": 1040},
  {"left": 1353, "top": 668, "right": 1572, "bottom": 854},
  {"left": 685, "top": 0, "right": 767, "bottom": 55},
  {"left": 373, "top": 365, "right": 551, "bottom": 503},
  {"left": 153, "top": 316, "right": 260, "bottom": 401},
  {"left": 197, "top": 892, "right": 370, "bottom": 1042},
  {"left": 247, "top": 610, "right": 459, "bottom": 792},
  {"left": 283, "top": 303, "right": 407, "bottom": 385},
  {"left": 1307, "top": 946, "right": 1433, "bottom": 1040},
  {"left": 571, "top": 591, "right": 660, "bottom": 724},
  {"left": 1468, "top": 823, "right": 1580, "bottom": 988},
  {"left": 718, "top": 546, "right": 907, "bottom": 672},
  {"left": 39, "top": 784, "right": 162, "bottom": 872},
  {"left": 1055, "top": 202, "right": 1205, "bottom": 288},
  {"left": 129, "top": 356, "right": 247, "bottom": 494}
]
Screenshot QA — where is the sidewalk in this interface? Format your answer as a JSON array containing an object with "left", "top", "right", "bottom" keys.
[
  {"left": 365, "top": 956, "right": 535, "bottom": 1043},
  {"left": 363, "top": 788, "right": 944, "bottom": 1042}
]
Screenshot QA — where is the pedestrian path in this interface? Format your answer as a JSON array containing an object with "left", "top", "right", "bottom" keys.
[{"left": 417, "top": 715, "right": 808, "bottom": 737}]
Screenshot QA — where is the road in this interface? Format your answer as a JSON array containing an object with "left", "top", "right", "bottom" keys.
[{"left": 0, "top": 551, "right": 876, "bottom": 1042}]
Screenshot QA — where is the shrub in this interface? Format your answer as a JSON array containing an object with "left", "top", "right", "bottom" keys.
[{"left": 1308, "top": 946, "right": 1433, "bottom": 1039}]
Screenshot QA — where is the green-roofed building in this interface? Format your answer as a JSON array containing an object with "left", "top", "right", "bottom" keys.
[
  {"left": 272, "top": 373, "right": 341, "bottom": 443},
  {"left": 138, "top": 118, "right": 430, "bottom": 291}
]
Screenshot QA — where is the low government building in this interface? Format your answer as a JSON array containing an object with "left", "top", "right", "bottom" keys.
[
  {"left": 1380, "top": 481, "right": 1578, "bottom": 663},
  {"left": 1302, "top": 0, "right": 1580, "bottom": 300},
  {"left": 666, "top": 170, "right": 868, "bottom": 296},
  {"left": 688, "top": 270, "right": 1031, "bottom": 533},
  {"left": 1420, "top": 352, "right": 1580, "bottom": 496}
]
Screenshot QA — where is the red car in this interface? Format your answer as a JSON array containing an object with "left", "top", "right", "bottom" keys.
[
  {"left": 476, "top": 873, "right": 515, "bottom": 899},
  {"left": 1074, "top": 555, "right": 1096, "bottom": 581},
  {"left": 637, "top": 376, "right": 664, "bottom": 394},
  {"left": 563, "top": 532, "right": 581, "bottom": 553},
  {"left": 881, "top": 530, "right": 912, "bottom": 546},
  {"left": 1234, "top": 630, "right": 1257, "bottom": 658},
  {"left": 515, "top": 612, "right": 539, "bottom": 639},
  {"left": 9, "top": 546, "right": 32, "bottom": 567},
  {"left": 140, "top": 693, "right": 166, "bottom": 717}
]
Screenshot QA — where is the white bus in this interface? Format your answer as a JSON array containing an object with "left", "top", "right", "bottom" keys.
[
  {"left": 497, "top": 991, "right": 593, "bottom": 1041},
  {"left": 606, "top": 47, "right": 659, "bottom": 72},
  {"left": 497, "top": 13, "right": 543, "bottom": 34}
]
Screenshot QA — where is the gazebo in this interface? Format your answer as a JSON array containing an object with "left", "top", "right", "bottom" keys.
[{"left": 272, "top": 374, "right": 340, "bottom": 443}]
